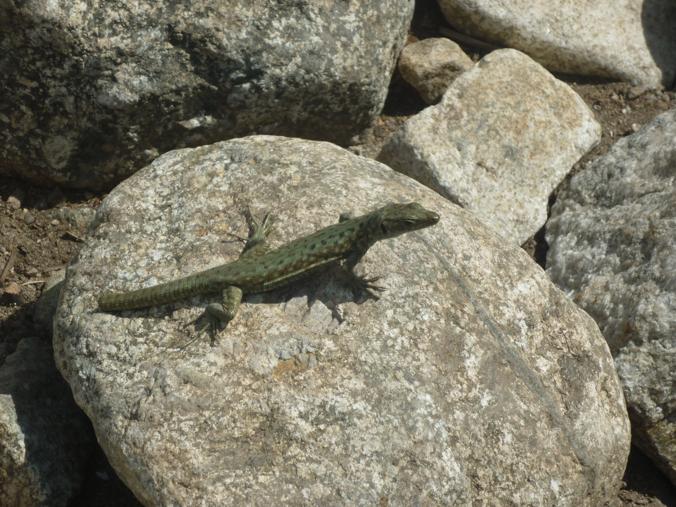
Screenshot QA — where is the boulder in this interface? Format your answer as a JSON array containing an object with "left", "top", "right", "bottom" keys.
[
  {"left": 437, "top": 0, "right": 676, "bottom": 88},
  {"left": 0, "top": 1, "right": 413, "bottom": 189},
  {"left": 0, "top": 337, "right": 93, "bottom": 506},
  {"left": 379, "top": 49, "right": 600, "bottom": 244},
  {"left": 547, "top": 108, "right": 676, "bottom": 484}
]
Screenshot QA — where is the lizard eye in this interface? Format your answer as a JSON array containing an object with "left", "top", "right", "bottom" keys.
[{"left": 380, "top": 223, "right": 388, "bottom": 235}]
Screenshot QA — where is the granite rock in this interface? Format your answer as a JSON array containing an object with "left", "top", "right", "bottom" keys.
[
  {"left": 547, "top": 108, "right": 676, "bottom": 484},
  {"left": 0, "top": 337, "right": 93, "bottom": 506},
  {"left": 54, "top": 136, "right": 629, "bottom": 505},
  {"left": 437, "top": 0, "right": 676, "bottom": 88},
  {"left": 0, "top": 1, "right": 413, "bottom": 189},
  {"left": 398, "top": 38, "right": 474, "bottom": 104},
  {"left": 379, "top": 49, "right": 600, "bottom": 244}
]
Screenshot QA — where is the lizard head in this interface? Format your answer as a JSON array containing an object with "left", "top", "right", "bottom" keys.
[{"left": 375, "top": 202, "right": 439, "bottom": 239}]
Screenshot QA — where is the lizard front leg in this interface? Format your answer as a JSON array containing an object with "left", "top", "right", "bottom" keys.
[
  {"left": 343, "top": 249, "right": 385, "bottom": 301},
  {"left": 240, "top": 208, "right": 274, "bottom": 257},
  {"left": 202, "top": 209, "right": 273, "bottom": 330}
]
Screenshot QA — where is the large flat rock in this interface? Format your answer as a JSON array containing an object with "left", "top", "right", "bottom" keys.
[{"left": 55, "top": 136, "right": 629, "bottom": 505}]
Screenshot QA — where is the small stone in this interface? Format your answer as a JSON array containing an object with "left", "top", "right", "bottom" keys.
[
  {"left": 23, "top": 211, "right": 35, "bottom": 224},
  {"left": 627, "top": 85, "right": 650, "bottom": 100},
  {"left": 4, "top": 281, "right": 21, "bottom": 296},
  {"left": 53, "top": 206, "right": 96, "bottom": 229},
  {"left": 6, "top": 195, "right": 21, "bottom": 209},
  {"left": 51, "top": 219, "right": 60, "bottom": 226},
  {"left": 398, "top": 38, "right": 474, "bottom": 104}
]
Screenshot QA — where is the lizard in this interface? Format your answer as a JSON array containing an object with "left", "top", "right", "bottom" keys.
[{"left": 97, "top": 202, "right": 439, "bottom": 328}]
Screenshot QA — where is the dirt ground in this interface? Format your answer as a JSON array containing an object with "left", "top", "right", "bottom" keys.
[{"left": 1, "top": 6, "right": 674, "bottom": 506}]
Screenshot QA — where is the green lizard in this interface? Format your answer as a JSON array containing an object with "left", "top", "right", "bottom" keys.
[{"left": 98, "top": 202, "right": 439, "bottom": 327}]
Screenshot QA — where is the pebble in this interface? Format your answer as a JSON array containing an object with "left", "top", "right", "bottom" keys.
[
  {"left": 627, "top": 85, "right": 649, "bottom": 100},
  {"left": 3, "top": 281, "right": 21, "bottom": 296},
  {"left": 6, "top": 196, "right": 21, "bottom": 209},
  {"left": 23, "top": 211, "right": 35, "bottom": 225},
  {"left": 53, "top": 206, "right": 96, "bottom": 229}
]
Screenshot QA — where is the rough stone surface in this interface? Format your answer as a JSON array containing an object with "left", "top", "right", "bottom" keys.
[
  {"left": 398, "top": 38, "right": 474, "bottom": 104},
  {"left": 437, "top": 0, "right": 676, "bottom": 88},
  {"left": 0, "top": 337, "right": 93, "bottom": 507},
  {"left": 54, "top": 136, "right": 629, "bottom": 505},
  {"left": 546, "top": 108, "right": 676, "bottom": 485},
  {"left": 379, "top": 49, "right": 600, "bottom": 244},
  {"left": 0, "top": 1, "right": 413, "bottom": 189},
  {"left": 33, "top": 269, "right": 66, "bottom": 334}
]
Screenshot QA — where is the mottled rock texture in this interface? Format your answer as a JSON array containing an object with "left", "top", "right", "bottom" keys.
[
  {"left": 0, "top": 1, "right": 413, "bottom": 189},
  {"left": 547, "top": 109, "right": 676, "bottom": 485},
  {"left": 33, "top": 269, "right": 66, "bottom": 333},
  {"left": 437, "top": 0, "right": 676, "bottom": 88},
  {"left": 379, "top": 49, "right": 600, "bottom": 244},
  {"left": 398, "top": 38, "right": 473, "bottom": 104},
  {"left": 0, "top": 337, "right": 93, "bottom": 507},
  {"left": 54, "top": 136, "right": 629, "bottom": 505}
]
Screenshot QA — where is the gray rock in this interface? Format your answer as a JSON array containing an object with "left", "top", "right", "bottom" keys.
[
  {"left": 398, "top": 38, "right": 474, "bottom": 104},
  {"left": 0, "top": 337, "right": 93, "bottom": 507},
  {"left": 6, "top": 196, "right": 21, "bottom": 210},
  {"left": 379, "top": 49, "right": 600, "bottom": 244},
  {"left": 33, "top": 269, "right": 66, "bottom": 334},
  {"left": 51, "top": 206, "right": 97, "bottom": 231},
  {"left": 546, "top": 108, "right": 676, "bottom": 484},
  {"left": 437, "top": 0, "right": 676, "bottom": 88},
  {"left": 0, "top": 1, "right": 413, "bottom": 189},
  {"left": 54, "top": 136, "right": 629, "bottom": 505}
]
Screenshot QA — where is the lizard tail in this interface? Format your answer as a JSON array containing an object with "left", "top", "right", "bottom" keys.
[{"left": 97, "top": 275, "right": 216, "bottom": 311}]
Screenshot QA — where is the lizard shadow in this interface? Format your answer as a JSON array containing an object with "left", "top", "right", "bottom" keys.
[
  {"left": 190, "top": 264, "right": 381, "bottom": 348},
  {"left": 247, "top": 263, "right": 382, "bottom": 318}
]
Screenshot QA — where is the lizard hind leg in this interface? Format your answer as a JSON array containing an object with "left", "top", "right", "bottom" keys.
[
  {"left": 205, "top": 285, "right": 243, "bottom": 327},
  {"left": 197, "top": 285, "right": 243, "bottom": 345}
]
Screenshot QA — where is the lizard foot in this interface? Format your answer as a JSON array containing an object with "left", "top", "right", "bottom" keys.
[
  {"left": 173, "top": 306, "right": 228, "bottom": 349},
  {"left": 351, "top": 275, "right": 386, "bottom": 301},
  {"left": 245, "top": 208, "right": 274, "bottom": 241}
]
